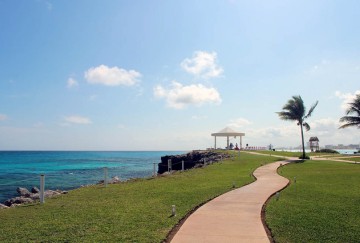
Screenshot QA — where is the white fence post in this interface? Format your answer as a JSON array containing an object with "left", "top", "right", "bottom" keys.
[
  {"left": 182, "top": 160, "right": 184, "bottom": 171},
  {"left": 168, "top": 159, "right": 172, "bottom": 172},
  {"left": 40, "top": 174, "right": 45, "bottom": 204},
  {"left": 104, "top": 167, "right": 108, "bottom": 187},
  {"left": 172, "top": 205, "right": 176, "bottom": 216}
]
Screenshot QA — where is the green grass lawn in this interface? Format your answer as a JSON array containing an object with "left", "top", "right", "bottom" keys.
[
  {"left": 266, "top": 160, "right": 360, "bottom": 243},
  {"left": 340, "top": 156, "right": 360, "bottom": 162},
  {"left": 247, "top": 150, "right": 301, "bottom": 157},
  {"left": 250, "top": 150, "right": 343, "bottom": 158},
  {"left": 0, "top": 153, "right": 280, "bottom": 242}
]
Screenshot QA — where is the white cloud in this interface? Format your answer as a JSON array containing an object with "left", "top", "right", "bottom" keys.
[
  {"left": 335, "top": 90, "right": 360, "bottom": 110},
  {"left": 228, "top": 118, "right": 252, "bottom": 128},
  {"left": 181, "top": 51, "right": 223, "bottom": 78},
  {"left": 154, "top": 81, "right": 222, "bottom": 109},
  {"left": 0, "top": 114, "right": 8, "bottom": 121},
  {"left": 64, "top": 115, "right": 92, "bottom": 125},
  {"left": 84, "top": 65, "right": 141, "bottom": 86},
  {"left": 67, "top": 78, "right": 79, "bottom": 88}
]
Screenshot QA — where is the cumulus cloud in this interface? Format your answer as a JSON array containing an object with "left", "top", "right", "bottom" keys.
[
  {"left": 64, "top": 115, "right": 92, "bottom": 125},
  {"left": 154, "top": 81, "right": 221, "bottom": 109},
  {"left": 335, "top": 90, "right": 360, "bottom": 110},
  {"left": 228, "top": 118, "right": 252, "bottom": 128},
  {"left": 181, "top": 51, "right": 223, "bottom": 78},
  {"left": 0, "top": 114, "right": 8, "bottom": 121},
  {"left": 67, "top": 78, "right": 79, "bottom": 88},
  {"left": 84, "top": 65, "right": 141, "bottom": 86}
]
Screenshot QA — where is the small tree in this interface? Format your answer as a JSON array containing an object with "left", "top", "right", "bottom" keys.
[
  {"left": 277, "top": 95, "right": 318, "bottom": 159},
  {"left": 339, "top": 94, "right": 360, "bottom": 129}
]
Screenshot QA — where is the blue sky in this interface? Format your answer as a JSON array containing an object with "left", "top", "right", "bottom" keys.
[{"left": 0, "top": 0, "right": 359, "bottom": 150}]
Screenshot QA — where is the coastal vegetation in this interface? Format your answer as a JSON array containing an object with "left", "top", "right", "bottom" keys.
[
  {"left": 0, "top": 152, "right": 279, "bottom": 242},
  {"left": 266, "top": 160, "right": 360, "bottom": 242},
  {"left": 339, "top": 93, "right": 360, "bottom": 129},
  {"left": 277, "top": 95, "right": 318, "bottom": 160},
  {"left": 315, "top": 148, "right": 339, "bottom": 154},
  {"left": 251, "top": 150, "right": 338, "bottom": 158}
]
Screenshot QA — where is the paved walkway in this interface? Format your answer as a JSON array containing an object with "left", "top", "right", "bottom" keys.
[{"left": 171, "top": 161, "right": 290, "bottom": 243}]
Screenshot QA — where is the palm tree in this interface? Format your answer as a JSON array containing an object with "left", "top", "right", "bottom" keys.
[
  {"left": 339, "top": 94, "right": 360, "bottom": 129},
  {"left": 277, "top": 95, "right": 318, "bottom": 159}
]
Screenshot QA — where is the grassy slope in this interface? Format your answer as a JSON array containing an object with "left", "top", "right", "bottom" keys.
[
  {"left": 340, "top": 156, "right": 360, "bottom": 162},
  {"left": 266, "top": 160, "right": 360, "bottom": 243},
  {"left": 253, "top": 150, "right": 341, "bottom": 158},
  {"left": 0, "top": 153, "right": 279, "bottom": 242}
]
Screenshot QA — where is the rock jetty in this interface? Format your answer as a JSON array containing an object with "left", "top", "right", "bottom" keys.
[
  {"left": 0, "top": 186, "right": 68, "bottom": 208},
  {"left": 158, "top": 150, "right": 229, "bottom": 174}
]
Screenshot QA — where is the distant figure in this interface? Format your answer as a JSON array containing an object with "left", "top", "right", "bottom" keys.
[
  {"left": 229, "top": 143, "right": 234, "bottom": 150},
  {"left": 235, "top": 143, "right": 239, "bottom": 150}
]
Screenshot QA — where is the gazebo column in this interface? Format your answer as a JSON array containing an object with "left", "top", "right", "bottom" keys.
[
  {"left": 214, "top": 136, "right": 217, "bottom": 150},
  {"left": 227, "top": 136, "right": 229, "bottom": 149},
  {"left": 240, "top": 136, "right": 243, "bottom": 149}
]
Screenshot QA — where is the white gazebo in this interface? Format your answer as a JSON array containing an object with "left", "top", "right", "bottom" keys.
[{"left": 211, "top": 127, "right": 245, "bottom": 150}]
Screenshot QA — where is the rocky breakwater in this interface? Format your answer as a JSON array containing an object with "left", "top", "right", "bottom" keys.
[
  {"left": 158, "top": 150, "right": 229, "bottom": 174},
  {"left": 0, "top": 187, "right": 68, "bottom": 209}
]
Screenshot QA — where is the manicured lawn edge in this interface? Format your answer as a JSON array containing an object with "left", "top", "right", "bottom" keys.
[
  {"left": 166, "top": 172, "right": 259, "bottom": 242},
  {"left": 265, "top": 160, "right": 360, "bottom": 242},
  {"left": 261, "top": 162, "right": 292, "bottom": 243}
]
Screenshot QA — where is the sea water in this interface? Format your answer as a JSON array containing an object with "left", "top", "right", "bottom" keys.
[{"left": 0, "top": 151, "right": 185, "bottom": 203}]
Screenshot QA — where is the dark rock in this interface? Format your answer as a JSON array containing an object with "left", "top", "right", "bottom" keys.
[
  {"left": 16, "top": 187, "right": 31, "bottom": 197},
  {"left": 31, "top": 187, "right": 40, "bottom": 193},
  {"left": 5, "top": 197, "right": 33, "bottom": 206},
  {"left": 157, "top": 150, "right": 229, "bottom": 174},
  {"left": 30, "top": 193, "right": 40, "bottom": 200}
]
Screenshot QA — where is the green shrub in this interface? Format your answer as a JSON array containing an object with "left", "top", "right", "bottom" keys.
[{"left": 316, "top": 149, "right": 339, "bottom": 154}]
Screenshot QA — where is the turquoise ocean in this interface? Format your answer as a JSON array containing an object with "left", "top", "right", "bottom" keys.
[{"left": 0, "top": 151, "right": 185, "bottom": 203}]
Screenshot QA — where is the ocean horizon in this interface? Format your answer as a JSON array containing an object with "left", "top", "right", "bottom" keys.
[{"left": 0, "top": 151, "right": 186, "bottom": 203}]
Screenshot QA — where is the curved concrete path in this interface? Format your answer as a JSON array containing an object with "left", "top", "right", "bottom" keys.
[{"left": 171, "top": 161, "right": 290, "bottom": 243}]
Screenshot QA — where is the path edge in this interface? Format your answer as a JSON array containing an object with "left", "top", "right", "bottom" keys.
[
  {"left": 261, "top": 162, "right": 291, "bottom": 243},
  {"left": 164, "top": 174, "right": 258, "bottom": 242}
]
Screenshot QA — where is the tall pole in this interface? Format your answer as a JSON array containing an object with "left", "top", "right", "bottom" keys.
[
  {"left": 300, "top": 121, "right": 305, "bottom": 159},
  {"left": 40, "top": 174, "right": 45, "bottom": 204}
]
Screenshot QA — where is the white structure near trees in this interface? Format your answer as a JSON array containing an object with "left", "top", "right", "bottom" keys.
[{"left": 211, "top": 127, "right": 245, "bottom": 149}]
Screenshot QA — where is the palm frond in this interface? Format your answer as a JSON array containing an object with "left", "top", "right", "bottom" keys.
[
  {"left": 305, "top": 100, "right": 319, "bottom": 119},
  {"left": 303, "top": 122, "right": 311, "bottom": 131},
  {"left": 339, "top": 122, "right": 360, "bottom": 129},
  {"left": 276, "top": 111, "right": 300, "bottom": 121},
  {"left": 339, "top": 116, "right": 360, "bottom": 129},
  {"left": 346, "top": 102, "right": 360, "bottom": 116},
  {"left": 277, "top": 95, "right": 305, "bottom": 122}
]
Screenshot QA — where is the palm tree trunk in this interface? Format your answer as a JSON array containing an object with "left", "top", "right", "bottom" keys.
[{"left": 300, "top": 122, "right": 306, "bottom": 159}]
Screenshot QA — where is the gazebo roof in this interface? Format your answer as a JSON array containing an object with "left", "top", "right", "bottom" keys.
[
  {"left": 309, "top": 136, "right": 319, "bottom": 141},
  {"left": 211, "top": 127, "right": 245, "bottom": 137}
]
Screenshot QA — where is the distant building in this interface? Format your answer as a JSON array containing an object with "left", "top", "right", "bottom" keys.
[{"left": 309, "top": 137, "right": 320, "bottom": 152}]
